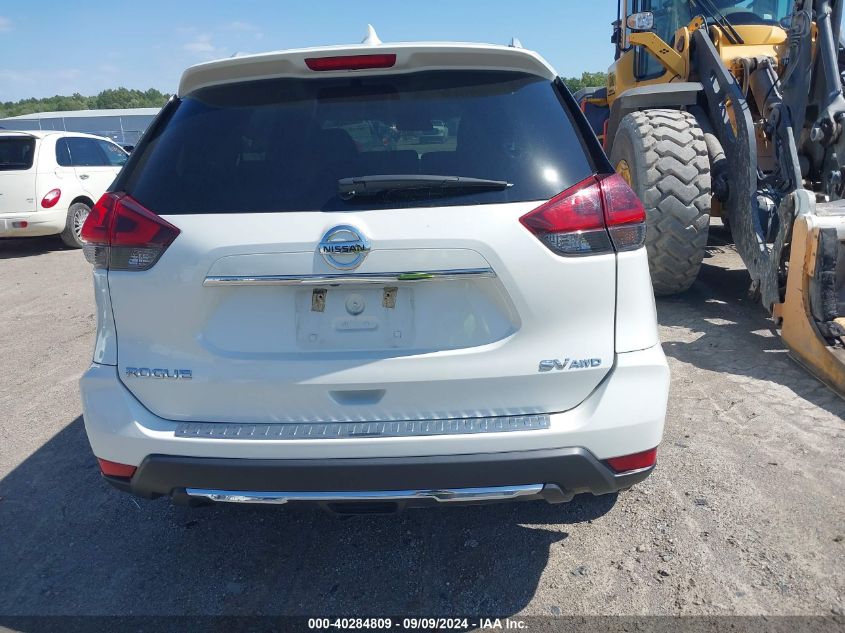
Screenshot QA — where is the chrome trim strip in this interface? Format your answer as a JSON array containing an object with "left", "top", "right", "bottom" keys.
[
  {"left": 185, "top": 484, "right": 545, "bottom": 505},
  {"left": 175, "top": 414, "right": 550, "bottom": 440},
  {"left": 202, "top": 267, "right": 496, "bottom": 286}
]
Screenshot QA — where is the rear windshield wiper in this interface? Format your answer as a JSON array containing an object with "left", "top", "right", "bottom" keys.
[
  {"left": 338, "top": 174, "right": 512, "bottom": 200},
  {"left": 689, "top": 0, "right": 744, "bottom": 44}
]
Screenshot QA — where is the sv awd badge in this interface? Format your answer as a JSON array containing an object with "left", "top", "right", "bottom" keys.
[
  {"left": 539, "top": 358, "right": 602, "bottom": 372},
  {"left": 125, "top": 367, "right": 192, "bottom": 380}
]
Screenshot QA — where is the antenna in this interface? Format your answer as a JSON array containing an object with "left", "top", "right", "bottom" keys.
[
  {"left": 362, "top": 24, "right": 382, "bottom": 46},
  {"left": 509, "top": 37, "right": 523, "bottom": 48}
]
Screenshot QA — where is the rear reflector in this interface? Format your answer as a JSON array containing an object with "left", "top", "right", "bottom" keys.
[
  {"left": 604, "top": 447, "right": 658, "bottom": 473},
  {"left": 40, "top": 188, "right": 61, "bottom": 209},
  {"left": 305, "top": 54, "right": 396, "bottom": 71},
  {"left": 81, "top": 192, "right": 180, "bottom": 271},
  {"left": 97, "top": 458, "right": 137, "bottom": 479},
  {"left": 519, "top": 173, "right": 646, "bottom": 256}
]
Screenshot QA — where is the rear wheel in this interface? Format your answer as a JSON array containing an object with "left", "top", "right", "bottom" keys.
[
  {"left": 60, "top": 202, "right": 90, "bottom": 248},
  {"left": 610, "top": 109, "right": 711, "bottom": 295}
]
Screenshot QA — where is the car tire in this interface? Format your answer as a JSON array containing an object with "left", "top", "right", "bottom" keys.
[
  {"left": 610, "top": 109, "right": 711, "bottom": 295},
  {"left": 60, "top": 202, "right": 91, "bottom": 249}
]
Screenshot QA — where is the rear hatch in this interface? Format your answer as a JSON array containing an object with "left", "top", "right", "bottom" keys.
[
  {"left": 0, "top": 134, "right": 37, "bottom": 215},
  {"left": 97, "top": 51, "right": 620, "bottom": 424}
]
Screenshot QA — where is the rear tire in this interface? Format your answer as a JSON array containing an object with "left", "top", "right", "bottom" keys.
[
  {"left": 60, "top": 202, "right": 90, "bottom": 249},
  {"left": 609, "top": 109, "right": 711, "bottom": 295}
]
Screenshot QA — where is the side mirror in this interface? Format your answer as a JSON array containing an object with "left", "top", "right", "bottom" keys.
[
  {"left": 611, "top": 19, "right": 621, "bottom": 44},
  {"left": 626, "top": 11, "right": 655, "bottom": 31}
]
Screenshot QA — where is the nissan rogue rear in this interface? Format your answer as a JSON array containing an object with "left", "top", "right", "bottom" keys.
[{"left": 78, "top": 38, "right": 669, "bottom": 511}]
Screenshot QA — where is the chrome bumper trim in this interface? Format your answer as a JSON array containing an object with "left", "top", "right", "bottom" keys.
[
  {"left": 174, "top": 414, "right": 550, "bottom": 440},
  {"left": 185, "top": 484, "right": 545, "bottom": 505},
  {"left": 203, "top": 268, "right": 496, "bottom": 286}
]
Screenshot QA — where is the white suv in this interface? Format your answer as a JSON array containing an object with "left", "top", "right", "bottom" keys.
[
  {"left": 78, "top": 40, "right": 669, "bottom": 512},
  {"left": 0, "top": 131, "right": 128, "bottom": 247}
]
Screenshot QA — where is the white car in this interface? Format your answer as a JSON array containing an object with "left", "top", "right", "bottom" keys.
[
  {"left": 0, "top": 130, "right": 128, "bottom": 247},
  {"left": 78, "top": 38, "right": 669, "bottom": 512}
]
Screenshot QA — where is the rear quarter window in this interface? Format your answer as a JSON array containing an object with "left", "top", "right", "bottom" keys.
[
  {"left": 0, "top": 137, "right": 36, "bottom": 171},
  {"left": 96, "top": 139, "right": 129, "bottom": 166},
  {"left": 58, "top": 137, "right": 111, "bottom": 167},
  {"left": 122, "top": 70, "right": 595, "bottom": 214}
]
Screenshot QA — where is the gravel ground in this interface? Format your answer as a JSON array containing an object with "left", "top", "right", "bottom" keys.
[{"left": 0, "top": 227, "right": 843, "bottom": 620}]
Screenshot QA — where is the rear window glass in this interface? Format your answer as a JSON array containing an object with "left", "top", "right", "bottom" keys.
[
  {"left": 0, "top": 137, "right": 36, "bottom": 171},
  {"left": 124, "top": 71, "right": 594, "bottom": 214}
]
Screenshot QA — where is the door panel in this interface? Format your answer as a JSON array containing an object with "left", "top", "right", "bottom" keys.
[{"left": 60, "top": 137, "right": 123, "bottom": 202}]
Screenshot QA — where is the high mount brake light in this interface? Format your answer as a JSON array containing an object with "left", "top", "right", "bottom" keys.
[
  {"left": 305, "top": 54, "right": 397, "bottom": 71},
  {"left": 80, "top": 192, "right": 180, "bottom": 271},
  {"left": 519, "top": 173, "right": 646, "bottom": 256}
]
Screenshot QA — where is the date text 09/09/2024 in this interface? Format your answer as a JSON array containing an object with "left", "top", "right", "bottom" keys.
[{"left": 307, "top": 617, "right": 528, "bottom": 630}]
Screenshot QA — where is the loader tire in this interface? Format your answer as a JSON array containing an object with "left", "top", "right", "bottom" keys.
[{"left": 610, "top": 109, "right": 711, "bottom": 295}]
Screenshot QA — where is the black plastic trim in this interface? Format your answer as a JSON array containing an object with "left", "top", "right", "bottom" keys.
[
  {"left": 554, "top": 77, "right": 613, "bottom": 174},
  {"left": 107, "top": 447, "right": 655, "bottom": 506}
]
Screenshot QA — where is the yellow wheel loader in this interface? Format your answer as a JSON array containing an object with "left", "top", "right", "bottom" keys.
[{"left": 577, "top": 0, "right": 845, "bottom": 396}]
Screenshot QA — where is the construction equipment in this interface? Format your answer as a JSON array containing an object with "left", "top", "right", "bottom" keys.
[{"left": 577, "top": 0, "right": 845, "bottom": 396}]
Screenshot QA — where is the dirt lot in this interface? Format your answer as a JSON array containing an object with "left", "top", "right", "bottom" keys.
[{"left": 0, "top": 227, "right": 843, "bottom": 620}]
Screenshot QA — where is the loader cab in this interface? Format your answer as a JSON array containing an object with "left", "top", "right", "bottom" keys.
[
  {"left": 609, "top": 0, "right": 687, "bottom": 98},
  {"left": 615, "top": 0, "right": 693, "bottom": 79},
  {"left": 611, "top": 0, "right": 794, "bottom": 95}
]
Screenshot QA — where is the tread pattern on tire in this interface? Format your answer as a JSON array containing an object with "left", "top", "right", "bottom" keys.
[
  {"left": 611, "top": 109, "right": 711, "bottom": 296},
  {"left": 60, "top": 202, "right": 90, "bottom": 249}
]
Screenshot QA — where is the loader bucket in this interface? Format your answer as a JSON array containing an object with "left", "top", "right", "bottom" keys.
[{"left": 775, "top": 201, "right": 845, "bottom": 397}]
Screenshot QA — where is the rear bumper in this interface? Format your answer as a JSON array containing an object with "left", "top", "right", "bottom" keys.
[
  {"left": 106, "top": 448, "right": 654, "bottom": 506},
  {"left": 81, "top": 343, "right": 668, "bottom": 505},
  {"left": 0, "top": 208, "right": 66, "bottom": 237}
]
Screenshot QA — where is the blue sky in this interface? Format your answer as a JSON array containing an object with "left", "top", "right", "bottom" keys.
[{"left": 0, "top": 1, "right": 617, "bottom": 101}]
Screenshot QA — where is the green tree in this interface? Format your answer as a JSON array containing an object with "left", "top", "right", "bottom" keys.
[
  {"left": 0, "top": 88, "right": 170, "bottom": 118},
  {"left": 561, "top": 71, "right": 608, "bottom": 95}
]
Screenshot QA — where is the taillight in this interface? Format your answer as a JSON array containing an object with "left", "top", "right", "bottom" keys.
[
  {"left": 604, "top": 447, "right": 658, "bottom": 473},
  {"left": 305, "top": 54, "right": 396, "bottom": 71},
  {"left": 520, "top": 176, "right": 609, "bottom": 255},
  {"left": 519, "top": 173, "right": 646, "bottom": 256},
  {"left": 599, "top": 173, "right": 647, "bottom": 251},
  {"left": 81, "top": 192, "right": 179, "bottom": 271},
  {"left": 40, "top": 188, "right": 61, "bottom": 208}
]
